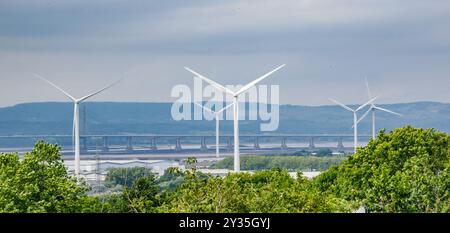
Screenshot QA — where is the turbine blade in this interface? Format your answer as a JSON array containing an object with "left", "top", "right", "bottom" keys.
[
  {"left": 329, "top": 98, "right": 354, "bottom": 112},
  {"left": 365, "top": 76, "right": 372, "bottom": 99},
  {"left": 374, "top": 106, "right": 402, "bottom": 116},
  {"left": 184, "top": 67, "right": 235, "bottom": 96},
  {"left": 217, "top": 102, "right": 234, "bottom": 114},
  {"left": 34, "top": 73, "right": 76, "bottom": 101},
  {"left": 356, "top": 96, "right": 378, "bottom": 112},
  {"left": 357, "top": 107, "right": 372, "bottom": 125},
  {"left": 194, "top": 102, "right": 215, "bottom": 114},
  {"left": 235, "top": 64, "right": 285, "bottom": 96},
  {"left": 78, "top": 78, "right": 122, "bottom": 102}
]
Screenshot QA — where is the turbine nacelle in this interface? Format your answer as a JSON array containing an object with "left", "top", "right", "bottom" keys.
[{"left": 357, "top": 105, "right": 402, "bottom": 125}]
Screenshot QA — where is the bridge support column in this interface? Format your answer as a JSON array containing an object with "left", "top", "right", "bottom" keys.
[
  {"left": 281, "top": 137, "right": 288, "bottom": 149},
  {"left": 254, "top": 137, "right": 260, "bottom": 149},
  {"left": 102, "top": 137, "right": 109, "bottom": 152},
  {"left": 226, "top": 137, "right": 233, "bottom": 151},
  {"left": 81, "top": 137, "right": 88, "bottom": 153},
  {"left": 200, "top": 137, "right": 208, "bottom": 151},
  {"left": 337, "top": 138, "right": 344, "bottom": 151},
  {"left": 126, "top": 136, "right": 133, "bottom": 151},
  {"left": 308, "top": 137, "right": 315, "bottom": 150},
  {"left": 150, "top": 137, "right": 158, "bottom": 150},
  {"left": 175, "top": 138, "right": 182, "bottom": 152}
]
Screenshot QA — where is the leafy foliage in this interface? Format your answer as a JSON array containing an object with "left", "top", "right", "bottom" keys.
[
  {"left": 158, "top": 168, "right": 354, "bottom": 213},
  {"left": 157, "top": 168, "right": 185, "bottom": 192},
  {"left": 0, "top": 141, "right": 89, "bottom": 213},
  {"left": 121, "top": 175, "right": 160, "bottom": 213},
  {"left": 213, "top": 156, "right": 345, "bottom": 171},
  {"left": 315, "top": 148, "right": 333, "bottom": 157},
  {"left": 104, "top": 166, "right": 154, "bottom": 188},
  {"left": 315, "top": 126, "right": 450, "bottom": 212}
]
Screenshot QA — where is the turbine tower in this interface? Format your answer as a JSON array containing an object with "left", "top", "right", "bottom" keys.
[
  {"left": 357, "top": 77, "right": 402, "bottom": 139},
  {"left": 329, "top": 97, "right": 377, "bottom": 153},
  {"left": 35, "top": 74, "right": 121, "bottom": 177},
  {"left": 185, "top": 64, "right": 285, "bottom": 172},
  {"left": 194, "top": 102, "right": 234, "bottom": 158}
]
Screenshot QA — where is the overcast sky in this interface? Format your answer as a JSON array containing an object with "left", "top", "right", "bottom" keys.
[{"left": 1, "top": 0, "right": 449, "bottom": 107}]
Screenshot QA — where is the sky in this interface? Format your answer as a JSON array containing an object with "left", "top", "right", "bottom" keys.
[{"left": 0, "top": 0, "right": 450, "bottom": 107}]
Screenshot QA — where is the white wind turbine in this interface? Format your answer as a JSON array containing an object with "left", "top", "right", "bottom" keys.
[
  {"left": 357, "top": 77, "right": 402, "bottom": 139},
  {"left": 185, "top": 64, "right": 285, "bottom": 172},
  {"left": 34, "top": 74, "right": 121, "bottom": 177},
  {"left": 194, "top": 102, "right": 234, "bottom": 158},
  {"left": 329, "top": 96, "right": 378, "bottom": 153}
]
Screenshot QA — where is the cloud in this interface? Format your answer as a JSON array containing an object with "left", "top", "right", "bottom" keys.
[{"left": 0, "top": 0, "right": 450, "bottom": 107}]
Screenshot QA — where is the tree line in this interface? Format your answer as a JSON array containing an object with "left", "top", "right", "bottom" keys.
[
  {"left": 0, "top": 126, "right": 449, "bottom": 213},
  {"left": 213, "top": 154, "right": 344, "bottom": 171}
]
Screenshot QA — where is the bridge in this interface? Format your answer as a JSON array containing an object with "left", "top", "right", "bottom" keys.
[{"left": 0, "top": 134, "right": 371, "bottom": 155}]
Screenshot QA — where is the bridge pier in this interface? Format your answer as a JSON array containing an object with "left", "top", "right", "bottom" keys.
[
  {"left": 308, "top": 137, "right": 315, "bottom": 150},
  {"left": 150, "top": 137, "right": 158, "bottom": 150},
  {"left": 175, "top": 138, "right": 182, "bottom": 151},
  {"left": 281, "top": 137, "right": 287, "bottom": 149},
  {"left": 3, "top": 134, "right": 366, "bottom": 155},
  {"left": 101, "top": 137, "right": 109, "bottom": 152},
  {"left": 254, "top": 137, "right": 260, "bottom": 149},
  {"left": 126, "top": 136, "right": 133, "bottom": 151},
  {"left": 337, "top": 138, "right": 344, "bottom": 151},
  {"left": 226, "top": 137, "right": 233, "bottom": 151},
  {"left": 200, "top": 137, "right": 208, "bottom": 151}
]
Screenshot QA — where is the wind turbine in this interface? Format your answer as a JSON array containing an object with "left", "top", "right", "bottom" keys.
[
  {"left": 194, "top": 102, "right": 234, "bottom": 158},
  {"left": 185, "top": 64, "right": 285, "bottom": 172},
  {"left": 34, "top": 74, "right": 121, "bottom": 177},
  {"left": 357, "top": 77, "right": 402, "bottom": 139},
  {"left": 329, "top": 96, "right": 378, "bottom": 153}
]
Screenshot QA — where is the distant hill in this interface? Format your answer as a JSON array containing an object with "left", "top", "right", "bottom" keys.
[{"left": 0, "top": 101, "right": 449, "bottom": 136}]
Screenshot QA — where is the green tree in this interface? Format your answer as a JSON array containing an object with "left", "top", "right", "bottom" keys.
[
  {"left": 122, "top": 175, "right": 159, "bottom": 213},
  {"left": 315, "top": 148, "right": 333, "bottom": 157},
  {"left": 94, "top": 170, "right": 166, "bottom": 213},
  {"left": 214, "top": 156, "right": 344, "bottom": 171},
  {"left": 104, "top": 166, "right": 154, "bottom": 188},
  {"left": 0, "top": 141, "right": 89, "bottom": 213},
  {"left": 158, "top": 168, "right": 354, "bottom": 213},
  {"left": 157, "top": 168, "right": 185, "bottom": 192},
  {"left": 315, "top": 126, "right": 450, "bottom": 213}
]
